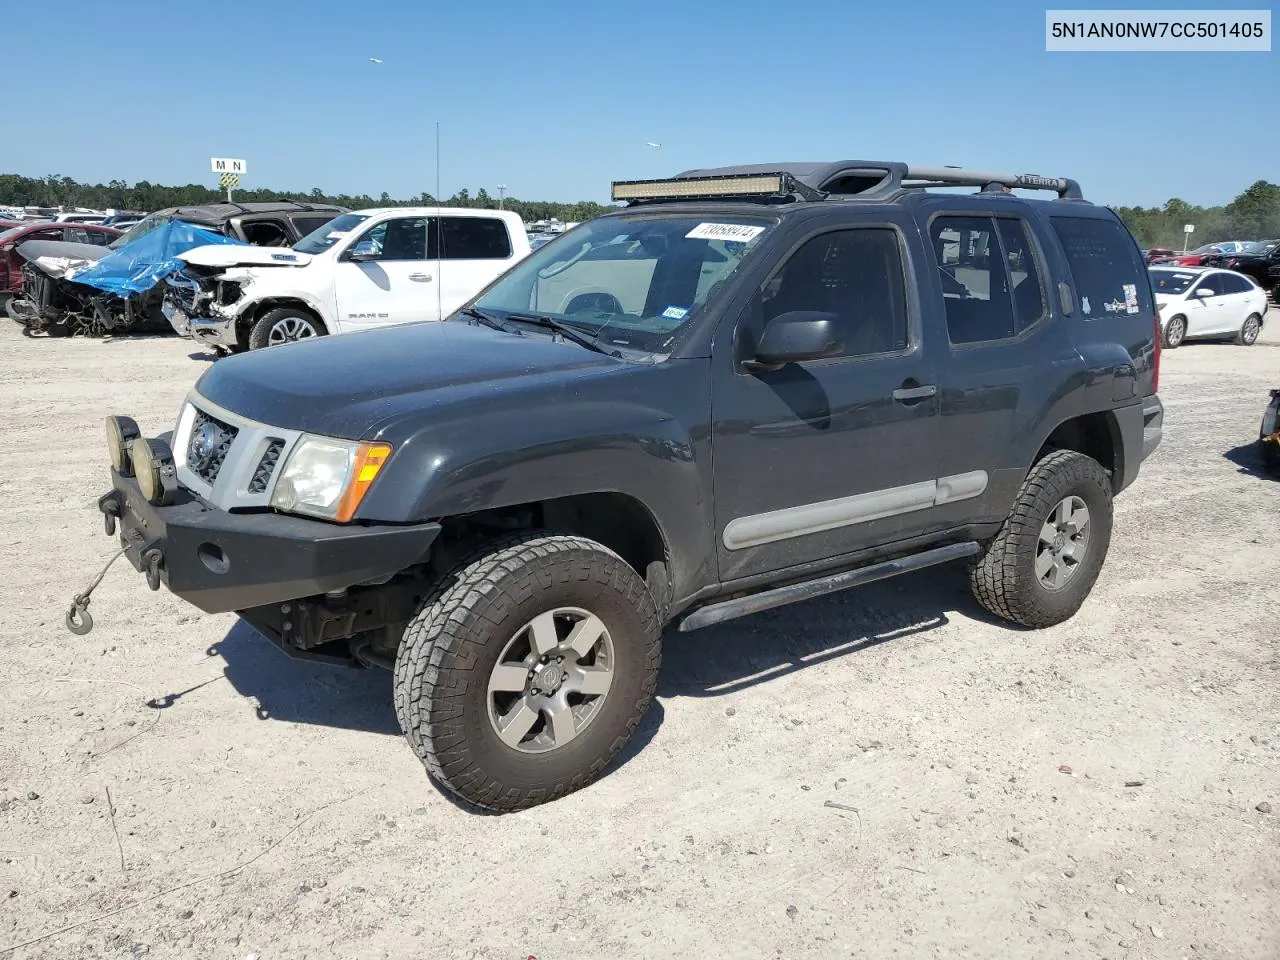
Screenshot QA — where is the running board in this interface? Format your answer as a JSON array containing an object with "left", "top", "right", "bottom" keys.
[{"left": 677, "top": 541, "right": 980, "bottom": 632}]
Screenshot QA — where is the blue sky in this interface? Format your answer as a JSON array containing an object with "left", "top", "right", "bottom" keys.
[{"left": 6, "top": 0, "right": 1275, "bottom": 207}]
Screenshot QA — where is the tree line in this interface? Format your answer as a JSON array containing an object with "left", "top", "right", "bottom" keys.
[
  {"left": 0, "top": 174, "right": 616, "bottom": 225},
  {"left": 1113, "top": 179, "right": 1280, "bottom": 249},
  {"left": 3, "top": 173, "right": 1279, "bottom": 248}
]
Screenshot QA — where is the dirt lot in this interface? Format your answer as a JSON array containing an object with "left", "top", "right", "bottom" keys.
[{"left": 1, "top": 314, "right": 1278, "bottom": 960}]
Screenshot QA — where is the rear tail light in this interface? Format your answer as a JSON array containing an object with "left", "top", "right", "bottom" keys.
[{"left": 1152, "top": 312, "right": 1162, "bottom": 394}]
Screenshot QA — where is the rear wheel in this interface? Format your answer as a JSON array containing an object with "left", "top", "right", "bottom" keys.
[
  {"left": 248, "top": 307, "right": 325, "bottom": 350},
  {"left": 1261, "top": 440, "right": 1280, "bottom": 469},
  {"left": 1163, "top": 315, "right": 1186, "bottom": 348},
  {"left": 393, "top": 532, "right": 662, "bottom": 812},
  {"left": 969, "top": 450, "right": 1114, "bottom": 628},
  {"left": 1237, "top": 313, "right": 1262, "bottom": 346}
]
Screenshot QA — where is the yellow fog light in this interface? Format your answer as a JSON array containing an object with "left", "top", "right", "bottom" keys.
[
  {"left": 130, "top": 437, "right": 177, "bottom": 505},
  {"left": 105, "top": 415, "right": 141, "bottom": 475}
]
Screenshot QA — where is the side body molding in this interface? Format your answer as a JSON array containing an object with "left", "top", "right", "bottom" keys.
[{"left": 722, "top": 471, "right": 989, "bottom": 551}]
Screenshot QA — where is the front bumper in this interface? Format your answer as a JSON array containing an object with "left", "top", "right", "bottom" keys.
[
  {"left": 160, "top": 297, "right": 192, "bottom": 336},
  {"left": 187, "top": 315, "right": 239, "bottom": 348},
  {"left": 100, "top": 467, "right": 441, "bottom": 615}
]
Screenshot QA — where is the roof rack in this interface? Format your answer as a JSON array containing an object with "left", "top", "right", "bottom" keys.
[{"left": 612, "top": 162, "right": 1084, "bottom": 205}]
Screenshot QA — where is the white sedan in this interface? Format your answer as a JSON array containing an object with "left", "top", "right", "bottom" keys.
[{"left": 1150, "top": 266, "right": 1268, "bottom": 348}]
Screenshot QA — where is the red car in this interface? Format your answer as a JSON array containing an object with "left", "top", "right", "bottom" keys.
[{"left": 0, "top": 221, "right": 121, "bottom": 295}]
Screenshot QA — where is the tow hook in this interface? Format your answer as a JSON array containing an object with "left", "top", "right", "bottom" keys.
[
  {"left": 64, "top": 547, "right": 128, "bottom": 636},
  {"left": 99, "top": 490, "right": 122, "bottom": 536}
]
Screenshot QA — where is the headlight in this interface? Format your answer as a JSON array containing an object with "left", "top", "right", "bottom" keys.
[{"left": 270, "top": 435, "right": 392, "bottom": 522}]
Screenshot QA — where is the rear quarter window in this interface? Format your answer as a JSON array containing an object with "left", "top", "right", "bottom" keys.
[{"left": 1050, "top": 216, "right": 1152, "bottom": 319}]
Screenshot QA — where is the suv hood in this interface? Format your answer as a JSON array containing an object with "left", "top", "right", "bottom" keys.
[
  {"left": 179, "top": 245, "right": 315, "bottom": 269},
  {"left": 193, "top": 320, "right": 627, "bottom": 438}
]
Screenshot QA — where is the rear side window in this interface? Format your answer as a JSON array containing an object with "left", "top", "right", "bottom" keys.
[
  {"left": 291, "top": 215, "right": 338, "bottom": 237},
  {"left": 1217, "top": 272, "right": 1252, "bottom": 294},
  {"left": 433, "top": 217, "right": 512, "bottom": 260},
  {"left": 929, "top": 215, "right": 1046, "bottom": 344},
  {"left": 1050, "top": 216, "right": 1151, "bottom": 319}
]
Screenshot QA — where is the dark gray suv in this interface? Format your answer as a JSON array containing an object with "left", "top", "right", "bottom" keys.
[{"left": 79, "top": 161, "right": 1163, "bottom": 811}]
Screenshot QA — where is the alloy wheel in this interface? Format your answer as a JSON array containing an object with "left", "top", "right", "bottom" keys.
[
  {"left": 486, "top": 607, "right": 615, "bottom": 754},
  {"left": 1036, "top": 496, "right": 1091, "bottom": 591},
  {"left": 268, "top": 316, "right": 317, "bottom": 345}
]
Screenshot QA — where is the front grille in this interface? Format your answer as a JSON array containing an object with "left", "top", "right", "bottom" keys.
[
  {"left": 247, "top": 439, "right": 285, "bottom": 494},
  {"left": 187, "top": 410, "right": 239, "bottom": 484}
]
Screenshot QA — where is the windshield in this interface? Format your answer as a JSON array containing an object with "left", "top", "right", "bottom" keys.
[
  {"left": 1149, "top": 269, "right": 1199, "bottom": 295},
  {"left": 0, "top": 227, "right": 24, "bottom": 244},
  {"left": 108, "top": 214, "right": 169, "bottom": 250},
  {"left": 1235, "top": 241, "right": 1268, "bottom": 255},
  {"left": 469, "top": 214, "right": 773, "bottom": 356},
  {"left": 294, "top": 213, "right": 370, "bottom": 254}
]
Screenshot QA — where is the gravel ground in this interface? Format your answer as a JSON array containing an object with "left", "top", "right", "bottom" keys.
[{"left": 1, "top": 313, "right": 1278, "bottom": 960}]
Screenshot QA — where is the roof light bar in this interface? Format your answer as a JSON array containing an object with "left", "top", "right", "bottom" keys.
[{"left": 611, "top": 173, "right": 787, "bottom": 202}]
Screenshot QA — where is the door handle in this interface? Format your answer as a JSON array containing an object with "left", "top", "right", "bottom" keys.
[
  {"left": 409, "top": 273, "right": 432, "bottom": 282},
  {"left": 893, "top": 384, "right": 937, "bottom": 402}
]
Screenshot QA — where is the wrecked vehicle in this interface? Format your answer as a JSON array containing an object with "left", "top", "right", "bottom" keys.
[
  {"left": 162, "top": 208, "right": 529, "bottom": 353},
  {"left": 1, "top": 221, "right": 119, "bottom": 301},
  {"left": 9, "top": 202, "right": 346, "bottom": 337}
]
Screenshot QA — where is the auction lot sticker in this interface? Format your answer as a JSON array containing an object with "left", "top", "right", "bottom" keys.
[{"left": 686, "top": 223, "right": 766, "bottom": 243}]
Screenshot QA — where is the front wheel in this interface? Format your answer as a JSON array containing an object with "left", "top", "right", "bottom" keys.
[
  {"left": 1237, "top": 313, "right": 1262, "bottom": 346},
  {"left": 393, "top": 532, "right": 662, "bottom": 812},
  {"left": 1163, "top": 315, "right": 1186, "bottom": 348},
  {"left": 969, "top": 450, "right": 1114, "bottom": 628},
  {"left": 247, "top": 307, "right": 326, "bottom": 350}
]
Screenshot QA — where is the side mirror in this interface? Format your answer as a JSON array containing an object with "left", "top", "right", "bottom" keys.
[
  {"left": 1194, "top": 287, "right": 1215, "bottom": 298},
  {"left": 344, "top": 242, "right": 378, "bottom": 262},
  {"left": 745, "top": 311, "right": 843, "bottom": 371}
]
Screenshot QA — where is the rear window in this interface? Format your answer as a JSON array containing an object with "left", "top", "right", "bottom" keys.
[
  {"left": 1051, "top": 216, "right": 1152, "bottom": 319},
  {"left": 434, "top": 217, "right": 512, "bottom": 260}
]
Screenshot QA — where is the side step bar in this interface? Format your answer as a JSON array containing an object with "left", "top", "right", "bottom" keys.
[{"left": 677, "top": 541, "right": 980, "bottom": 632}]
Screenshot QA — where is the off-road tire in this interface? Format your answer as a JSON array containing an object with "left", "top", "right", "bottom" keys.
[
  {"left": 1236, "top": 313, "right": 1262, "bottom": 346},
  {"left": 969, "top": 450, "right": 1113, "bottom": 628},
  {"left": 393, "top": 532, "right": 662, "bottom": 812},
  {"left": 1260, "top": 440, "right": 1280, "bottom": 470},
  {"left": 247, "top": 307, "right": 326, "bottom": 350},
  {"left": 1162, "top": 315, "right": 1186, "bottom": 348}
]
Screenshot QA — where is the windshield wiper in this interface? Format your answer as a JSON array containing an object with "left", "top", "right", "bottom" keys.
[
  {"left": 505, "top": 313, "right": 621, "bottom": 357},
  {"left": 459, "top": 307, "right": 522, "bottom": 336}
]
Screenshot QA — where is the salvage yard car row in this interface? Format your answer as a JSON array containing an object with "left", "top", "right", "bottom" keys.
[{"left": 5, "top": 201, "right": 535, "bottom": 350}]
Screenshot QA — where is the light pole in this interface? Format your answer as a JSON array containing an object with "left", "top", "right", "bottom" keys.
[{"left": 497, "top": 184, "right": 507, "bottom": 210}]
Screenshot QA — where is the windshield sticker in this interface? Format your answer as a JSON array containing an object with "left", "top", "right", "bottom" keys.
[
  {"left": 326, "top": 231, "right": 349, "bottom": 240},
  {"left": 1103, "top": 297, "right": 1126, "bottom": 314},
  {"left": 662, "top": 306, "right": 689, "bottom": 320},
  {"left": 685, "top": 223, "right": 765, "bottom": 243},
  {"left": 1081, "top": 296, "right": 1091, "bottom": 315},
  {"left": 1123, "top": 283, "right": 1138, "bottom": 313}
]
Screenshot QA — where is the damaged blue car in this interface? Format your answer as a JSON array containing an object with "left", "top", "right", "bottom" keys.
[{"left": 8, "top": 201, "right": 344, "bottom": 337}]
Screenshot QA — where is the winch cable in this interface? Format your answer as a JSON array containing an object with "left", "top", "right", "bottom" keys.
[{"left": 65, "top": 547, "right": 127, "bottom": 635}]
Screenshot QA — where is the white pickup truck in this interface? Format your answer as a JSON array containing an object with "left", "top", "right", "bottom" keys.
[{"left": 163, "top": 207, "right": 530, "bottom": 351}]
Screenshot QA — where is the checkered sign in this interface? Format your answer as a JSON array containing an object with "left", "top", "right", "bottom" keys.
[{"left": 219, "top": 173, "right": 240, "bottom": 189}]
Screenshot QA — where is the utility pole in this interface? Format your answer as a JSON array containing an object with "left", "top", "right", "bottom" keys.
[{"left": 497, "top": 184, "right": 507, "bottom": 210}]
